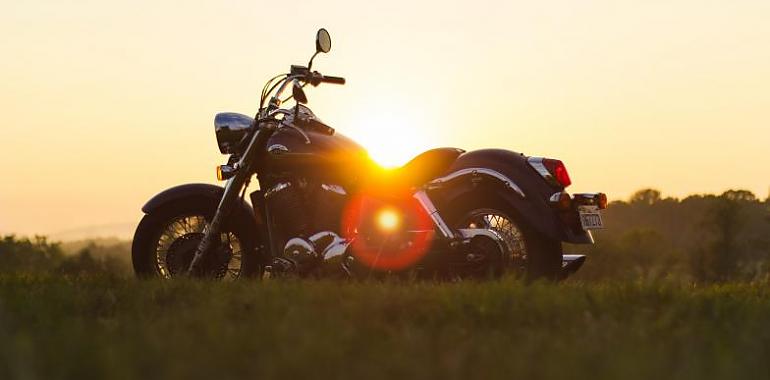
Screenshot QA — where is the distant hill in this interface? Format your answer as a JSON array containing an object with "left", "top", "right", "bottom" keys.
[
  {"left": 59, "top": 237, "right": 131, "bottom": 256},
  {"left": 49, "top": 223, "right": 135, "bottom": 242}
]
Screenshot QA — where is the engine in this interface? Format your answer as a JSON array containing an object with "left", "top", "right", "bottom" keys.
[
  {"left": 265, "top": 178, "right": 348, "bottom": 240},
  {"left": 264, "top": 178, "right": 349, "bottom": 273}
]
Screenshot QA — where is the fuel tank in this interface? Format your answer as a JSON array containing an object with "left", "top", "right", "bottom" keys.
[
  {"left": 267, "top": 126, "right": 366, "bottom": 158},
  {"left": 264, "top": 107, "right": 370, "bottom": 185}
]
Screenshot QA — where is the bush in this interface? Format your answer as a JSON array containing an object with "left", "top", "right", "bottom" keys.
[{"left": 0, "top": 235, "right": 130, "bottom": 277}]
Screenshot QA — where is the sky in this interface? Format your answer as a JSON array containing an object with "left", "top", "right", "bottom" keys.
[{"left": 1, "top": 0, "right": 769, "bottom": 237}]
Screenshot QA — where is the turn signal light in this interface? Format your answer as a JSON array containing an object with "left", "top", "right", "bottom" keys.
[
  {"left": 574, "top": 193, "right": 608, "bottom": 209},
  {"left": 216, "top": 165, "right": 237, "bottom": 181},
  {"left": 597, "top": 193, "right": 608, "bottom": 209}
]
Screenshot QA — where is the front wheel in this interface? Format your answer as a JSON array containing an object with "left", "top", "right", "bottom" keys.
[
  {"left": 442, "top": 192, "right": 563, "bottom": 280},
  {"left": 131, "top": 199, "right": 261, "bottom": 280}
]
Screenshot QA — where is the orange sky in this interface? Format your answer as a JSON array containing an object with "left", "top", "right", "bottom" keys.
[{"left": 1, "top": 0, "right": 769, "bottom": 237}]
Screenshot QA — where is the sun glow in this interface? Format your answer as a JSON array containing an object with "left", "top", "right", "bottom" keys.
[{"left": 344, "top": 107, "right": 432, "bottom": 169}]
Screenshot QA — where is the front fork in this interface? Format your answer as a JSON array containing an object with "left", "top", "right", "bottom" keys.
[
  {"left": 186, "top": 122, "right": 275, "bottom": 275},
  {"left": 186, "top": 170, "right": 249, "bottom": 274}
]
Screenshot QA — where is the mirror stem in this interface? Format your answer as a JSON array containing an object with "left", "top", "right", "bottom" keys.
[{"left": 307, "top": 52, "right": 319, "bottom": 71}]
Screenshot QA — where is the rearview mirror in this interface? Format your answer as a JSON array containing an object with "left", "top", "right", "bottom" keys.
[{"left": 316, "top": 28, "right": 331, "bottom": 53}]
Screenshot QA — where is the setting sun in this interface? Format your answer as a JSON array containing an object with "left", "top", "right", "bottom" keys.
[{"left": 342, "top": 102, "right": 433, "bottom": 168}]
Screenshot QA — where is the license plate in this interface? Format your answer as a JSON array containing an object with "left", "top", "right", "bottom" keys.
[{"left": 578, "top": 206, "right": 604, "bottom": 230}]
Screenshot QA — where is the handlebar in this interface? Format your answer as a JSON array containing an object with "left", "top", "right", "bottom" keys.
[
  {"left": 290, "top": 66, "right": 345, "bottom": 86},
  {"left": 317, "top": 75, "right": 345, "bottom": 85},
  {"left": 306, "top": 71, "right": 345, "bottom": 86},
  {"left": 262, "top": 68, "right": 346, "bottom": 116}
]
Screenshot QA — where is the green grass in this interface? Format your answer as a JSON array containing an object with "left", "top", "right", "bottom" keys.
[{"left": 1, "top": 277, "right": 769, "bottom": 380}]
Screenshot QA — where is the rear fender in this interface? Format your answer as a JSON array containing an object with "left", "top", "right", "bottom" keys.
[{"left": 429, "top": 149, "right": 593, "bottom": 244}]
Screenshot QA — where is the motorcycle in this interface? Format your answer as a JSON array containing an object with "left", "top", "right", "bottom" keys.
[{"left": 131, "top": 28, "right": 607, "bottom": 281}]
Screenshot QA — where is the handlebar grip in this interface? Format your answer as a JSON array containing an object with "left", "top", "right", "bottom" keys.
[{"left": 321, "top": 75, "right": 346, "bottom": 85}]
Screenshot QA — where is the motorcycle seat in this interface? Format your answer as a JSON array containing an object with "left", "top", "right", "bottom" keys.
[
  {"left": 362, "top": 148, "right": 464, "bottom": 192},
  {"left": 397, "top": 148, "right": 465, "bottom": 185}
]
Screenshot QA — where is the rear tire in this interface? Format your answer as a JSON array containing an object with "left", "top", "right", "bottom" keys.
[
  {"left": 132, "top": 198, "right": 262, "bottom": 279},
  {"left": 441, "top": 190, "right": 563, "bottom": 281}
]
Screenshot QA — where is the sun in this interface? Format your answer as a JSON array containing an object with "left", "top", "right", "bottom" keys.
[{"left": 345, "top": 109, "right": 430, "bottom": 169}]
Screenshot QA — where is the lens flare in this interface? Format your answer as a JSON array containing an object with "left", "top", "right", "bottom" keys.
[
  {"left": 341, "top": 190, "right": 434, "bottom": 271},
  {"left": 376, "top": 208, "right": 400, "bottom": 231}
]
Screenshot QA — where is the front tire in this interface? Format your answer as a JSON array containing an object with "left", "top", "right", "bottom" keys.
[{"left": 132, "top": 198, "right": 261, "bottom": 279}]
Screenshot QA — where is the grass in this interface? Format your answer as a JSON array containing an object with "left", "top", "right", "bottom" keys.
[{"left": 1, "top": 277, "right": 769, "bottom": 380}]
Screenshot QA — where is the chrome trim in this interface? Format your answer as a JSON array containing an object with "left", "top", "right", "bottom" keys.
[
  {"left": 561, "top": 254, "right": 586, "bottom": 278},
  {"left": 214, "top": 112, "right": 254, "bottom": 154},
  {"left": 321, "top": 183, "right": 347, "bottom": 196},
  {"left": 264, "top": 182, "right": 291, "bottom": 198},
  {"left": 457, "top": 228, "right": 505, "bottom": 243},
  {"left": 549, "top": 192, "right": 565, "bottom": 203},
  {"left": 283, "top": 237, "right": 316, "bottom": 259},
  {"left": 268, "top": 144, "right": 289, "bottom": 154},
  {"left": 309, "top": 231, "right": 351, "bottom": 262},
  {"left": 457, "top": 228, "right": 508, "bottom": 258},
  {"left": 413, "top": 190, "right": 455, "bottom": 239},
  {"left": 428, "top": 167, "right": 525, "bottom": 198},
  {"left": 527, "top": 157, "right": 558, "bottom": 186}
]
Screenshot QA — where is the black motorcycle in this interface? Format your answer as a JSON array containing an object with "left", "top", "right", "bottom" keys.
[{"left": 131, "top": 28, "right": 607, "bottom": 281}]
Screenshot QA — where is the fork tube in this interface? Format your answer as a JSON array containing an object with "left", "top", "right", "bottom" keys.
[{"left": 186, "top": 174, "right": 247, "bottom": 274}]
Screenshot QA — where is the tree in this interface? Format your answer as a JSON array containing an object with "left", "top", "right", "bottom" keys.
[
  {"left": 630, "top": 189, "right": 662, "bottom": 205},
  {"left": 690, "top": 190, "right": 753, "bottom": 282}
]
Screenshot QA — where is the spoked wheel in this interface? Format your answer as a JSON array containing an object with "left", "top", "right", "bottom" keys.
[
  {"left": 443, "top": 193, "right": 563, "bottom": 281},
  {"left": 155, "top": 215, "right": 244, "bottom": 280},
  {"left": 132, "top": 200, "right": 261, "bottom": 279},
  {"left": 458, "top": 209, "right": 528, "bottom": 276}
]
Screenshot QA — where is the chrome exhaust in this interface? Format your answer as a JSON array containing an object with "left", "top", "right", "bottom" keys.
[
  {"left": 561, "top": 254, "right": 586, "bottom": 278},
  {"left": 282, "top": 231, "right": 352, "bottom": 275}
]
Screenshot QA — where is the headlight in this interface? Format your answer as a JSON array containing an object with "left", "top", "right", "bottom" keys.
[{"left": 214, "top": 112, "right": 254, "bottom": 154}]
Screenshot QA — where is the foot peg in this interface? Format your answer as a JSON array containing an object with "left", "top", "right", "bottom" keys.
[{"left": 561, "top": 254, "right": 586, "bottom": 278}]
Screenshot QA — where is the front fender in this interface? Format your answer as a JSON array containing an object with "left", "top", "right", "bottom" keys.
[
  {"left": 141, "top": 182, "right": 260, "bottom": 235},
  {"left": 141, "top": 183, "right": 258, "bottom": 228},
  {"left": 141, "top": 183, "right": 229, "bottom": 213},
  {"left": 431, "top": 149, "right": 593, "bottom": 244}
]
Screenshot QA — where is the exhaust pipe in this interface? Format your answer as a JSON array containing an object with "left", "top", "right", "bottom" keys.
[{"left": 561, "top": 254, "right": 586, "bottom": 279}]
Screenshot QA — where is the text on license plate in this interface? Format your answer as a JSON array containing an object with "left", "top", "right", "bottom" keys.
[{"left": 578, "top": 208, "right": 604, "bottom": 230}]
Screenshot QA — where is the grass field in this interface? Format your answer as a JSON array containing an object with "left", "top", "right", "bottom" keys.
[{"left": 1, "top": 277, "right": 769, "bottom": 380}]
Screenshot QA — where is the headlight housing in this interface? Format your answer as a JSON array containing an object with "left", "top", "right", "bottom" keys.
[{"left": 214, "top": 112, "right": 254, "bottom": 154}]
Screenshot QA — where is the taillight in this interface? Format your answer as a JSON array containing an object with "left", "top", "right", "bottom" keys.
[{"left": 528, "top": 157, "right": 572, "bottom": 188}]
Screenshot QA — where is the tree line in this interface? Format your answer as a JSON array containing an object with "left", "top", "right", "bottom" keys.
[{"left": 572, "top": 189, "right": 770, "bottom": 282}]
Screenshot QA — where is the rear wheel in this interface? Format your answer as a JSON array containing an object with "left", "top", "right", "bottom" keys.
[
  {"left": 443, "top": 192, "right": 563, "bottom": 280},
  {"left": 132, "top": 199, "right": 261, "bottom": 279}
]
